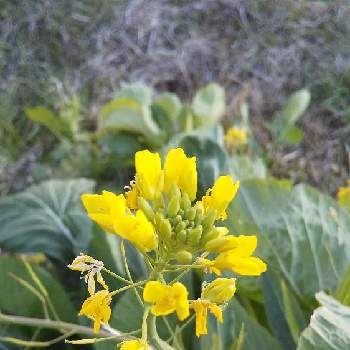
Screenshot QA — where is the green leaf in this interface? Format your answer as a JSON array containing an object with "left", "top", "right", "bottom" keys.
[
  {"left": 227, "top": 179, "right": 350, "bottom": 298},
  {"left": 262, "top": 270, "right": 295, "bottom": 350},
  {"left": 297, "top": 292, "right": 350, "bottom": 350},
  {"left": 0, "top": 256, "right": 76, "bottom": 322},
  {"left": 153, "top": 93, "right": 182, "bottom": 121},
  {"left": 192, "top": 83, "right": 225, "bottom": 127},
  {"left": 336, "top": 264, "right": 350, "bottom": 306},
  {"left": 117, "top": 82, "right": 153, "bottom": 105},
  {"left": 0, "top": 179, "right": 94, "bottom": 264},
  {"left": 25, "top": 107, "right": 71, "bottom": 139},
  {"left": 230, "top": 155, "right": 267, "bottom": 180},
  {"left": 100, "top": 97, "right": 163, "bottom": 146},
  {"left": 200, "top": 299, "right": 282, "bottom": 350},
  {"left": 280, "top": 126, "right": 304, "bottom": 145}
]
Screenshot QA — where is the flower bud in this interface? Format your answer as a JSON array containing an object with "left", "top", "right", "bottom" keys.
[
  {"left": 202, "top": 278, "right": 236, "bottom": 304},
  {"left": 202, "top": 210, "right": 217, "bottom": 230},
  {"left": 175, "top": 221, "right": 186, "bottom": 233},
  {"left": 205, "top": 235, "right": 237, "bottom": 253},
  {"left": 170, "top": 184, "right": 181, "bottom": 199},
  {"left": 180, "top": 192, "right": 191, "bottom": 212},
  {"left": 167, "top": 196, "right": 180, "bottom": 217},
  {"left": 194, "top": 207, "right": 203, "bottom": 226},
  {"left": 137, "top": 197, "right": 155, "bottom": 221},
  {"left": 176, "top": 229, "right": 187, "bottom": 243},
  {"left": 187, "top": 226, "right": 203, "bottom": 246},
  {"left": 174, "top": 250, "right": 193, "bottom": 264},
  {"left": 185, "top": 207, "right": 196, "bottom": 221},
  {"left": 158, "top": 217, "right": 172, "bottom": 241},
  {"left": 201, "top": 227, "right": 221, "bottom": 245}
]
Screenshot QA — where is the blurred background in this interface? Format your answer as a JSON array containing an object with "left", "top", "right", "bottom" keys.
[{"left": 1, "top": 0, "right": 349, "bottom": 194}]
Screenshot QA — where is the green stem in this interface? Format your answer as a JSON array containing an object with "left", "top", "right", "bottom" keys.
[
  {"left": 103, "top": 268, "right": 134, "bottom": 285},
  {"left": 110, "top": 280, "right": 146, "bottom": 297}
]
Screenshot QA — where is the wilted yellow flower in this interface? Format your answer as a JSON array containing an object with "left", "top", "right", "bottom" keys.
[
  {"left": 198, "top": 235, "right": 266, "bottom": 276},
  {"left": 68, "top": 254, "right": 107, "bottom": 295},
  {"left": 224, "top": 127, "right": 248, "bottom": 150},
  {"left": 79, "top": 290, "right": 112, "bottom": 333},
  {"left": 120, "top": 339, "right": 149, "bottom": 350},
  {"left": 135, "top": 150, "right": 163, "bottom": 201},
  {"left": 201, "top": 175, "right": 240, "bottom": 220},
  {"left": 164, "top": 148, "right": 197, "bottom": 200},
  {"left": 201, "top": 278, "right": 236, "bottom": 304},
  {"left": 114, "top": 210, "right": 157, "bottom": 252},
  {"left": 81, "top": 191, "right": 127, "bottom": 233},
  {"left": 337, "top": 180, "right": 350, "bottom": 210},
  {"left": 143, "top": 281, "right": 189, "bottom": 320},
  {"left": 190, "top": 300, "right": 223, "bottom": 336}
]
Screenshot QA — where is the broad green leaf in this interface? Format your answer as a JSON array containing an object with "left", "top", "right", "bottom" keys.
[
  {"left": 281, "top": 126, "right": 304, "bottom": 145},
  {"left": 153, "top": 93, "right": 182, "bottom": 121},
  {"left": 117, "top": 82, "right": 153, "bottom": 105},
  {"left": 227, "top": 179, "right": 350, "bottom": 298},
  {"left": 230, "top": 155, "right": 267, "bottom": 180},
  {"left": 200, "top": 299, "right": 282, "bottom": 350},
  {"left": 192, "top": 83, "right": 225, "bottom": 127},
  {"left": 25, "top": 107, "right": 71, "bottom": 139},
  {"left": 336, "top": 264, "right": 350, "bottom": 306},
  {"left": 100, "top": 97, "right": 163, "bottom": 146},
  {"left": 0, "top": 256, "right": 76, "bottom": 322},
  {"left": 297, "top": 292, "right": 350, "bottom": 350},
  {"left": 0, "top": 179, "right": 94, "bottom": 264},
  {"left": 262, "top": 270, "right": 295, "bottom": 350}
]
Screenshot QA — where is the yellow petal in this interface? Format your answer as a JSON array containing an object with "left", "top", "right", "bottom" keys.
[
  {"left": 164, "top": 148, "right": 197, "bottom": 200},
  {"left": 209, "top": 304, "right": 223, "bottom": 323},
  {"left": 202, "top": 278, "right": 236, "bottom": 304},
  {"left": 120, "top": 339, "right": 148, "bottom": 350},
  {"left": 191, "top": 301, "right": 208, "bottom": 336},
  {"left": 202, "top": 176, "right": 239, "bottom": 220},
  {"left": 229, "top": 256, "right": 267, "bottom": 276},
  {"left": 135, "top": 150, "right": 163, "bottom": 200},
  {"left": 143, "top": 281, "right": 189, "bottom": 320}
]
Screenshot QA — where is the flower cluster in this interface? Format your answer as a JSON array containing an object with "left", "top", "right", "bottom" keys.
[
  {"left": 68, "top": 147, "right": 266, "bottom": 348},
  {"left": 337, "top": 179, "right": 350, "bottom": 210},
  {"left": 224, "top": 127, "right": 248, "bottom": 151}
]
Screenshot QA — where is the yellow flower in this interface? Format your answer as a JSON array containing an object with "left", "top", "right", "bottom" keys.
[
  {"left": 79, "top": 290, "right": 112, "bottom": 333},
  {"left": 114, "top": 210, "right": 157, "bottom": 252},
  {"left": 224, "top": 127, "right": 248, "bottom": 150},
  {"left": 337, "top": 180, "right": 350, "bottom": 210},
  {"left": 135, "top": 150, "right": 163, "bottom": 201},
  {"left": 120, "top": 339, "right": 149, "bottom": 350},
  {"left": 201, "top": 278, "right": 236, "bottom": 304},
  {"left": 164, "top": 148, "right": 197, "bottom": 200},
  {"left": 205, "top": 235, "right": 239, "bottom": 253},
  {"left": 68, "top": 254, "right": 107, "bottom": 295},
  {"left": 143, "top": 281, "right": 189, "bottom": 320},
  {"left": 125, "top": 181, "right": 139, "bottom": 209},
  {"left": 81, "top": 191, "right": 127, "bottom": 233},
  {"left": 199, "top": 235, "right": 267, "bottom": 276},
  {"left": 190, "top": 300, "right": 223, "bottom": 337},
  {"left": 201, "top": 175, "right": 240, "bottom": 220}
]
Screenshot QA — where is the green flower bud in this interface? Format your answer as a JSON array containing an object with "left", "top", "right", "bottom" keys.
[
  {"left": 154, "top": 212, "right": 164, "bottom": 227},
  {"left": 194, "top": 207, "right": 204, "bottom": 226},
  {"left": 174, "top": 250, "right": 193, "bottom": 264},
  {"left": 175, "top": 221, "right": 186, "bottom": 233},
  {"left": 176, "top": 229, "right": 187, "bottom": 243},
  {"left": 201, "top": 227, "right": 221, "bottom": 245},
  {"left": 205, "top": 237, "right": 230, "bottom": 252},
  {"left": 170, "top": 184, "right": 181, "bottom": 199},
  {"left": 137, "top": 197, "right": 155, "bottom": 221},
  {"left": 175, "top": 215, "right": 182, "bottom": 224},
  {"left": 187, "top": 226, "right": 203, "bottom": 246},
  {"left": 180, "top": 192, "right": 191, "bottom": 212},
  {"left": 158, "top": 217, "right": 172, "bottom": 241},
  {"left": 185, "top": 207, "right": 196, "bottom": 221},
  {"left": 167, "top": 196, "right": 180, "bottom": 217},
  {"left": 202, "top": 210, "right": 217, "bottom": 230},
  {"left": 202, "top": 278, "right": 236, "bottom": 304}
]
